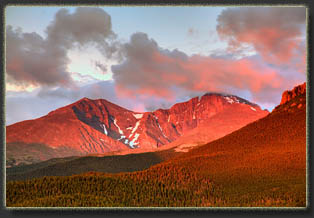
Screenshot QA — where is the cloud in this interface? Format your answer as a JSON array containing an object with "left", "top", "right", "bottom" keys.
[
  {"left": 94, "top": 61, "right": 107, "bottom": 73},
  {"left": 6, "top": 7, "right": 118, "bottom": 88},
  {"left": 45, "top": 7, "right": 118, "bottom": 58},
  {"left": 216, "top": 7, "right": 306, "bottom": 69},
  {"left": 36, "top": 80, "right": 182, "bottom": 113},
  {"left": 70, "top": 72, "right": 99, "bottom": 85},
  {"left": 112, "top": 32, "right": 288, "bottom": 105},
  {"left": 112, "top": 32, "right": 188, "bottom": 99},
  {"left": 6, "top": 26, "right": 74, "bottom": 87}
]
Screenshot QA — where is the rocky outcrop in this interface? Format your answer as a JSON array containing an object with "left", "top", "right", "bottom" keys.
[{"left": 280, "top": 83, "right": 306, "bottom": 105}]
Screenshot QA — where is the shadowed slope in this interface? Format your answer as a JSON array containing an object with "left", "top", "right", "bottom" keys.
[{"left": 6, "top": 150, "right": 174, "bottom": 181}]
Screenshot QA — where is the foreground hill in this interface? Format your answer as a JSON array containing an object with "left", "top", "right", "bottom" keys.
[
  {"left": 6, "top": 149, "right": 175, "bottom": 181},
  {"left": 6, "top": 93, "right": 268, "bottom": 167},
  {"left": 6, "top": 83, "right": 306, "bottom": 207}
]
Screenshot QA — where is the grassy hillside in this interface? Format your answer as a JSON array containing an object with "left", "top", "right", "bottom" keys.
[{"left": 6, "top": 94, "right": 306, "bottom": 207}]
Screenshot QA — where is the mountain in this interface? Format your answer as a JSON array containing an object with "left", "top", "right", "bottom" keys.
[
  {"left": 6, "top": 93, "right": 268, "bottom": 167},
  {"left": 6, "top": 83, "right": 306, "bottom": 207},
  {"left": 280, "top": 82, "right": 306, "bottom": 105},
  {"left": 174, "top": 82, "right": 306, "bottom": 171}
]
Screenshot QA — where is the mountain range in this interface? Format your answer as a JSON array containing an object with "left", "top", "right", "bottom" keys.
[{"left": 6, "top": 92, "right": 268, "bottom": 167}]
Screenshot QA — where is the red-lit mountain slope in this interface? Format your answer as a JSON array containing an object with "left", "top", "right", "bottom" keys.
[
  {"left": 174, "top": 83, "right": 306, "bottom": 164},
  {"left": 157, "top": 83, "right": 306, "bottom": 206},
  {"left": 6, "top": 93, "right": 268, "bottom": 166}
]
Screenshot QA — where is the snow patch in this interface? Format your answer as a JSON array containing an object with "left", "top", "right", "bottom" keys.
[
  {"left": 100, "top": 138, "right": 104, "bottom": 142},
  {"left": 129, "top": 142, "right": 135, "bottom": 148},
  {"left": 132, "top": 121, "right": 140, "bottom": 134},
  {"left": 153, "top": 114, "right": 167, "bottom": 138},
  {"left": 102, "top": 124, "right": 108, "bottom": 135},
  {"left": 129, "top": 133, "right": 140, "bottom": 148},
  {"left": 129, "top": 120, "right": 140, "bottom": 138},
  {"left": 157, "top": 122, "right": 167, "bottom": 138},
  {"left": 225, "top": 96, "right": 240, "bottom": 104},
  {"left": 132, "top": 133, "right": 140, "bottom": 143},
  {"left": 225, "top": 96, "right": 234, "bottom": 104},
  {"left": 118, "top": 135, "right": 126, "bottom": 140},
  {"left": 153, "top": 114, "right": 159, "bottom": 120},
  {"left": 133, "top": 113, "right": 143, "bottom": 119},
  {"left": 250, "top": 107, "right": 256, "bottom": 111},
  {"left": 126, "top": 127, "right": 133, "bottom": 130},
  {"left": 113, "top": 119, "right": 123, "bottom": 135},
  {"left": 167, "top": 115, "right": 171, "bottom": 122}
]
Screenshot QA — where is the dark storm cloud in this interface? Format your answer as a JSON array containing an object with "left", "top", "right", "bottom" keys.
[{"left": 6, "top": 7, "right": 118, "bottom": 87}]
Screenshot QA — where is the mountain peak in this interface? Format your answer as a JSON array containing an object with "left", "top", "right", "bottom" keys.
[
  {"left": 201, "top": 92, "right": 259, "bottom": 108},
  {"left": 81, "top": 97, "right": 91, "bottom": 101},
  {"left": 280, "top": 83, "right": 306, "bottom": 105}
]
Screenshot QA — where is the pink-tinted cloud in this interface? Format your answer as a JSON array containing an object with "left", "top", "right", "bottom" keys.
[
  {"left": 112, "top": 32, "right": 286, "bottom": 105},
  {"left": 216, "top": 7, "right": 306, "bottom": 69}
]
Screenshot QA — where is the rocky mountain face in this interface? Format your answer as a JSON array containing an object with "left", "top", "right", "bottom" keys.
[
  {"left": 273, "top": 82, "right": 306, "bottom": 114},
  {"left": 280, "top": 82, "right": 306, "bottom": 105},
  {"left": 6, "top": 93, "right": 269, "bottom": 165}
]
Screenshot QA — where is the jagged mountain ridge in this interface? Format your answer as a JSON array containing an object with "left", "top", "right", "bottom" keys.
[
  {"left": 6, "top": 92, "right": 268, "bottom": 165},
  {"left": 279, "top": 82, "right": 306, "bottom": 105}
]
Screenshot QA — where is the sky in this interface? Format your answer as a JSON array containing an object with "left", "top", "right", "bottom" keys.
[{"left": 5, "top": 6, "right": 307, "bottom": 125}]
